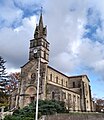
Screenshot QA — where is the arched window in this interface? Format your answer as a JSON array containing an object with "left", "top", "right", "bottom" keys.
[
  {"left": 73, "top": 82, "right": 75, "bottom": 88},
  {"left": 63, "top": 92, "right": 66, "bottom": 99},
  {"left": 44, "top": 51, "right": 46, "bottom": 59},
  {"left": 66, "top": 81, "right": 68, "bottom": 87},
  {"left": 31, "top": 73, "right": 36, "bottom": 84},
  {"left": 56, "top": 76, "right": 58, "bottom": 84},
  {"left": 52, "top": 91, "right": 55, "bottom": 99},
  {"left": 30, "top": 96, "right": 35, "bottom": 103},
  {"left": 61, "top": 79, "right": 63, "bottom": 86},
  {"left": 50, "top": 74, "right": 52, "bottom": 81}
]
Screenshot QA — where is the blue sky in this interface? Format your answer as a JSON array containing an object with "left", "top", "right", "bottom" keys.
[{"left": 0, "top": 0, "right": 104, "bottom": 99}]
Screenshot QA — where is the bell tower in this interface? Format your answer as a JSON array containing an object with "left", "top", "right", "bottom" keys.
[{"left": 29, "top": 11, "right": 49, "bottom": 63}]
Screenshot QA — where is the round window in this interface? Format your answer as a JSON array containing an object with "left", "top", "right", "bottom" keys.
[{"left": 31, "top": 73, "right": 36, "bottom": 79}]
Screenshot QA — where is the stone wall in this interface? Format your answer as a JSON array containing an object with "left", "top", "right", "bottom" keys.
[{"left": 40, "top": 113, "right": 104, "bottom": 120}]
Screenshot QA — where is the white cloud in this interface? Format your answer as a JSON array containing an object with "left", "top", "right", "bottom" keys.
[
  {"left": 94, "top": 60, "right": 104, "bottom": 72},
  {"left": 76, "top": 38, "right": 104, "bottom": 80},
  {"left": 43, "top": 0, "right": 89, "bottom": 73},
  {"left": 0, "top": 0, "right": 23, "bottom": 27},
  {"left": 14, "top": 0, "right": 41, "bottom": 6},
  {"left": 0, "top": 15, "right": 37, "bottom": 71},
  {"left": 13, "top": 0, "right": 43, "bottom": 11},
  {"left": 50, "top": 52, "right": 80, "bottom": 74},
  {"left": 42, "top": 0, "right": 104, "bottom": 84}
]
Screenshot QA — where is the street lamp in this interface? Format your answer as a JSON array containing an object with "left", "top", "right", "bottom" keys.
[{"left": 34, "top": 48, "right": 40, "bottom": 120}]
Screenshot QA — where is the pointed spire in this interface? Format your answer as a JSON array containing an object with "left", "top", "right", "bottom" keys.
[
  {"left": 34, "top": 7, "right": 47, "bottom": 38},
  {"left": 39, "top": 7, "right": 43, "bottom": 30}
]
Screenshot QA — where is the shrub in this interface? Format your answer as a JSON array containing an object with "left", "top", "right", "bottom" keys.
[
  {"left": 4, "top": 115, "right": 22, "bottom": 120},
  {"left": 4, "top": 100, "right": 67, "bottom": 119}
]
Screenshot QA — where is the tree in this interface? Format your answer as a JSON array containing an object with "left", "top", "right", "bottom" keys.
[
  {"left": 6, "top": 72, "right": 20, "bottom": 109},
  {"left": 0, "top": 56, "right": 6, "bottom": 77},
  {"left": 0, "top": 56, "right": 9, "bottom": 107},
  {"left": 0, "top": 56, "right": 20, "bottom": 108},
  {"left": 5, "top": 72, "right": 20, "bottom": 93},
  {"left": 0, "top": 56, "right": 6, "bottom": 90},
  {"left": 96, "top": 98, "right": 104, "bottom": 112}
]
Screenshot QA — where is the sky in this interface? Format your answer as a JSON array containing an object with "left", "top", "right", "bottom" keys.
[{"left": 0, "top": 0, "right": 104, "bottom": 99}]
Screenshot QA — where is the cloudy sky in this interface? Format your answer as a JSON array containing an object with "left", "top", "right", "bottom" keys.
[{"left": 0, "top": 0, "right": 104, "bottom": 98}]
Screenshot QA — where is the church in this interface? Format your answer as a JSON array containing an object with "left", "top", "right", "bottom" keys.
[{"left": 11, "top": 12, "right": 95, "bottom": 112}]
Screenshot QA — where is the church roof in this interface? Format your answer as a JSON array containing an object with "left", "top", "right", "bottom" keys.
[
  {"left": 69, "top": 75, "right": 90, "bottom": 82},
  {"left": 48, "top": 66, "right": 90, "bottom": 82},
  {"left": 48, "top": 65, "right": 68, "bottom": 78}
]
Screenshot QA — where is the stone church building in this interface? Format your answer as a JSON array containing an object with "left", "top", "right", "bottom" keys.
[{"left": 11, "top": 13, "right": 95, "bottom": 112}]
